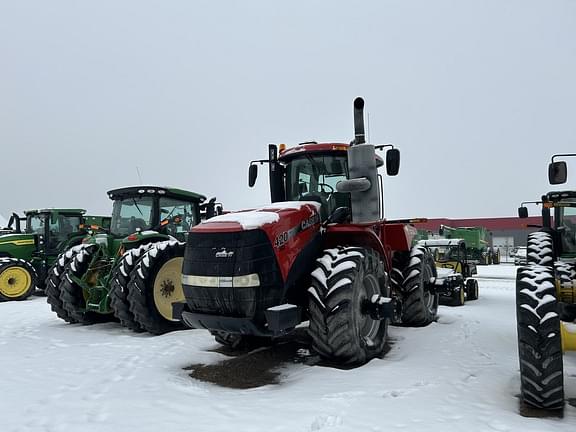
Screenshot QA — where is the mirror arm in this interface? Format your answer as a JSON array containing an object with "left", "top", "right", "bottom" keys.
[
  {"left": 552, "top": 153, "right": 576, "bottom": 163},
  {"left": 374, "top": 144, "right": 395, "bottom": 151}
]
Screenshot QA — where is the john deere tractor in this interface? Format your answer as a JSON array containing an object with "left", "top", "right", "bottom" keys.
[
  {"left": 439, "top": 225, "right": 500, "bottom": 265},
  {"left": 515, "top": 153, "right": 576, "bottom": 411},
  {"left": 47, "top": 186, "right": 220, "bottom": 334},
  {"left": 175, "top": 97, "right": 440, "bottom": 365},
  {"left": 417, "top": 238, "right": 479, "bottom": 306},
  {"left": 0, "top": 209, "right": 109, "bottom": 302}
]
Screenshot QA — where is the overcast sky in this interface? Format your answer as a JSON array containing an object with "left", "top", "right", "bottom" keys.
[{"left": 1, "top": 0, "right": 575, "bottom": 221}]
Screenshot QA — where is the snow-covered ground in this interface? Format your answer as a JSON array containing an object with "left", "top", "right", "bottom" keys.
[{"left": 1, "top": 264, "right": 576, "bottom": 432}]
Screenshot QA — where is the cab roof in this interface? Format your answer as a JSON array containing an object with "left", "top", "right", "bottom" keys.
[
  {"left": 107, "top": 186, "right": 206, "bottom": 203},
  {"left": 278, "top": 141, "right": 384, "bottom": 166},
  {"left": 279, "top": 142, "right": 349, "bottom": 161},
  {"left": 24, "top": 208, "right": 86, "bottom": 216},
  {"left": 546, "top": 190, "right": 576, "bottom": 203},
  {"left": 418, "top": 238, "right": 466, "bottom": 247}
]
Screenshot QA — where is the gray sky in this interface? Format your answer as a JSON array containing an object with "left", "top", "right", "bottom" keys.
[{"left": 1, "top": 0, "right": 575, "bottom": 220}]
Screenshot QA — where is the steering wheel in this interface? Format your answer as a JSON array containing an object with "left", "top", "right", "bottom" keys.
[{"left": 317, "top": 183, "right": 335, "bottom": 202}]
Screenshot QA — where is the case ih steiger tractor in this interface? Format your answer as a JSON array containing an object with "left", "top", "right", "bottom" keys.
[
  {"left": 516, "top": 153, "right": 576, "bottom": 411},
  {"left": 178, "top": 97, "right": 439, "bottom": 365},
  {"left": 47, "top": 186, "right": 221, "bottom": 335},
  {"left": 0, "top": 209, "right": 109, "bottom": 302}
]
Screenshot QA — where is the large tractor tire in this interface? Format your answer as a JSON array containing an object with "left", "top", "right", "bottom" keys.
[
  {"left": 389, "top": 251, "right": 409, "bottom": 325},
  {"left": 59, "top": 244, "right": 108, "bottom": 324},
  {"left": 527, "top": 231, "right": 554, "bottom": 266},
  {"left": 516, "top": 264, "right": 564, "bottom": 410},
  {"left": 0, "top": 257, "right": 37, "bottom": 301},
  {"left": 109, "top": 243, "right": 154, "bottom": 332},
  {"left": 307, "top": 247, "right": 388, "bottom": 365},
  {"left": 46, "top": 245, "right": 86, "bottom": 322},
  {"left": 465, "top": 278, "right": 479, "bottom": 301},
  {"left": 127, "top": 241, "right": 186, "bottom": 335},
  {"left": 401, "top": 245, "right": 438, "bottom": 326}
]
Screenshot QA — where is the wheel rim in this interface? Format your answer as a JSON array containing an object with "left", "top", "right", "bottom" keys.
[
  {"left": 153, "top": 257, "right": 184, "bottom": 321},
  {"left": 422, "top": 265, "right": 435, "bottom": 312},
  {"left": 358, "top": 273, "right": 381, "bottom": 344},
  {"left": 0, "top": 266, "right": 32, "bottom": 298},
  {"left": 460, "top": 287, "right": 465, "bottom": 304}
]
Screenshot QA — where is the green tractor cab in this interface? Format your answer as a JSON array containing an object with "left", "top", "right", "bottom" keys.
[
  {"left": 515, "top": 153, "right": 576, "bottom": 411},
  {"left": 439, "top": 225, "right": 499, "bottom": 265},
  {"left": 0, "top": 209, "right": 109, "bottom": 301},
  {"left": 47, "top": 185, "right": 220, "bottom": 335}
]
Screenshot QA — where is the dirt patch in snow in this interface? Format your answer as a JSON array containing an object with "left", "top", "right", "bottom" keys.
[
  {"left": 186, "top": 339, "right": 310, "bottom": 389},
  {"left": 186, "top": 330, "right": 393, "bottom": 389}
]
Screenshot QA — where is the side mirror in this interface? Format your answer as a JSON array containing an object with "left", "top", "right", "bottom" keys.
[
  {"left": 248, "top": 164, "right": 258, "bottom": 187},
  {"left": 386, "top": 148, "right": 400, "bottom": 176},
  {"left": 518, "top": 206, "right": 529, "bottom": 218},
  {"left": 549, "top": 161, "right": 567, "bottom": 185}
]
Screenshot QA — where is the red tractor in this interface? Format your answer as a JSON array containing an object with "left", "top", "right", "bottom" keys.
[{"left": 180, "top": 97, "right": 439, "bottom": 365}]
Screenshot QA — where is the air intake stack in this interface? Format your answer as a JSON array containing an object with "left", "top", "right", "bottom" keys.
[{"left": 336, "top": 97, "right": 380, "bottom": 223}]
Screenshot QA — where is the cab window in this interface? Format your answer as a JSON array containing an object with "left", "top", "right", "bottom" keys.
[{"left": 159, "top": 198, "right": 197, "bottom": 240}]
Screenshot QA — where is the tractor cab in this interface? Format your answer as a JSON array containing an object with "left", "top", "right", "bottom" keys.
[
  {"left": 249, "top": 141, "right": 398, "bottom": 222},
  {"left": 23, "top": 209, "right": 86, "bottom": 253},
  {"left": 107, "top": 186, "right": 206, "bottom": 243},
  {"left": 544, "top": 191, "right": 576, "bottom": 258}
]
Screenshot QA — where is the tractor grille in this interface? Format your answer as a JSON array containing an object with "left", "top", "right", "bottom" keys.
[{"left": 182, "top": 229, "right": 283, "bottom": 324}]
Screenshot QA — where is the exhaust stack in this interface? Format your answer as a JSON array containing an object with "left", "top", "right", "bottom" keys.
[{"left": 353, "top": 97, "right": 366, "bottom": 145}]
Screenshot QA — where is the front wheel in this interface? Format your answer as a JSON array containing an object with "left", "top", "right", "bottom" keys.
[
  {"left": 516, "top": 264, "right": 564, "bottom": 410},
  {"left": 0, "top": 258, "right": 36, "bottom": 301},
  {"left": 307, "top": 247, "right": 388, "bottom": 365},
  {"left": 127, "top": 241, "right": 186, "bottom": 335}
]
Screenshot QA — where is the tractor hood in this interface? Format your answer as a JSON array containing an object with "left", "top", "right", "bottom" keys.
[
  {"left": 0, "top": 233, "right": 36, "bottom": 245},
  {"left": 191, "top": 201, "right": 321, "bottom": 236}
]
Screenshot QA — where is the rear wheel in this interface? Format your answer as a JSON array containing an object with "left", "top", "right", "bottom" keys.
[
  {"left": 516, "top": 264, "right": 564, "bottom": 410},
  {"left": 401, "top": 246, "right": 438, "bottom": 326},
  {"left": 127, "top": 241, "right": 186, "bottom": 335},
  {"left": 59, "top": 245, "right": 109, "bottom": 324},
  {"left": 109, "top": 243, "right": 154, "bottom": 332},
  {"left": 0, "top": 258, "right": 36, "bottom": 301},
  {"left": 465, "top": 279, "right": 479, "bottom": 301},
  {"left": 46, "top": 245, "right": 86, "bottom": 322},
  {"left": 527, "top": 231, "right": 554, "bottom": 266},
  {"left": 307, "top": 247, "right": 388, "bottom": 365}
]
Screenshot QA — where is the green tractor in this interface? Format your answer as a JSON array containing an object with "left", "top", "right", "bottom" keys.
[
  {"left": 417, "top": 238, "right": 479, "bottom": 306},
  {"left": 439, "top": 225, "right": 500, "bottom": 265},
  {"left": 515, "top": 153, "right": 576, "bottom": 412},
  {"left": 0, "top": 209, "right": 109, "bottom": 302},
  {"left": 46, "top": 186, "right": 220, "bottom": 335}
]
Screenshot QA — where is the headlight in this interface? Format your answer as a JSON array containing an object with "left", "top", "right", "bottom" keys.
[{"left": 182, "top": 273, "right": 260, "bottom": 288}]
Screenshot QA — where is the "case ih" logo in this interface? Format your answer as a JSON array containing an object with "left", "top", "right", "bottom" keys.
[{"left": 215, "top": 248, "right": 234, "bottom": 258}]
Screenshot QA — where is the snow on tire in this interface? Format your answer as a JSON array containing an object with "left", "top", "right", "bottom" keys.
[
  {"left": 0, "top": 257, "right": 37, "bottom": 301},
  {"left": 516, "top": 264, "right": 564, "bottom": 410},
  {"left": 59, "top": 244, "right": 105, "bottom": 324},
  {"left": 527, "top": 231, "right": 554, "bottom": 266},
  {"left": 307, "top": 247, "right": 388, "bottom": 365},
  {"left": 401, "top": 245, "right": 438, "bottom": 326},
  {"left": 127, "top": 241, "right": 186, "bottom": 335},
  {"left": 109, "top": 243, "right": 154, "bottom": 332},
  {"left": 46, "top": 245, "right": 86, "bottom": 323}
]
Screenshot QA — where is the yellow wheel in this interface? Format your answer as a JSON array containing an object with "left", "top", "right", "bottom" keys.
[
  {"left": 153, "top": 257, "right": 184, "bottom": 322},
  {"left": 0, "top": 259, "right": 36, "bottom": 301},
  {"left": 459, "top": 286, "right": 465, "bottom": 305}
]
